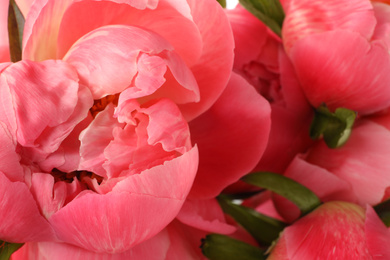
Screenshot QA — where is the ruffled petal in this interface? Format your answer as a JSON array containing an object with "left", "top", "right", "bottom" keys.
[
  {"left": 50, "top": 147, "right": 198, "bottom": 253},
  {"left": 188, "top": 73, "right": 271, "bottom": 199}
]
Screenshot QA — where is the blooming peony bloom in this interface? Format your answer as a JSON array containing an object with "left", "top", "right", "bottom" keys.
[{"left": 267, "top": 201, "right": 390, "bottom": 259}]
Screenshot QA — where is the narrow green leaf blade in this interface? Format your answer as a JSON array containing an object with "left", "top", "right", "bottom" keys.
[
  {"left": 8, "top": 0, "right": 25, "bottom": 62},
  {"left": 218, "top": 196, "right": 286, "bottom": 245},
  {"left": 201, "top": 234, "right": 266, "bottom": 260},
  {"left": 0, "top": 241, "right": 23, "bottom": 260},
  {"left": 239, "top": 0, "right": 284, "bottom": 37},
  {"left": 216, "top": 0, "right": 227, "bottom": 8},
  {"left": 374, "top": 199, "right": 390, "bottom": 227},
  {"left": 242, "top": 172, "right": 321, "bottom": 215}
]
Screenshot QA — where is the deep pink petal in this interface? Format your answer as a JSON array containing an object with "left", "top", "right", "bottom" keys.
[
  {"left": 50, "top": 147, "right": 198, "bottom": 253},
  {"left": 306, "top": 120, "right": 390, "bottom": 206},
  {"left": 282, "top": 0, "right": 376, "bottom": 53},
  {"left": 188, "top": 73, "right": 271, "bottom": 199},
  {"left": 372, "top": 2, "right": 390, "bottom": 49},
  {"left": 226, "top": 5, "right": 269, "bottom": 69},
  {"left": 269, "top": 202, "right": 371, "bottom": 259},
  {"left": 179, "top": 0, "right": 234, "bottom": 120},
  {"left": 0, "top": 172, "right": 55, "bottom": 243},
  {"left": 290, "top": 30, "right": 390, "bottom": 114},
  {"left": 12, "top": 229, "right": 170, "bottom": 260},
  {"left": 176, "top": 199, "right": 236, "bottom": 234},
  {"left": 365, "top": 205, "right": 390, "bottom": 259},
  {"left": 0, "top": 0, "right": 10, "bottom": 62}
]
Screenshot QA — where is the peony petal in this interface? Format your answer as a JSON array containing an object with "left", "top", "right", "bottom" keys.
[
  {"left": 12, "top": 229, "right": 170, "bottom": 260},
  {"left": 2, "top": 60, "right": 92, "bottom": 162},
  {"left": 365, "top": 205, "right": 390, "bottom": 259},
  {"left": 0, "top": 0, "right": 10, "bottom": 62},
  {"left": 0, "top": 172, "right": 55, "bottom": 243},
  {"left": 372, "top": 2, "right": 390, "bottom": 49},
  {"left": 306, "top": 120, "right": 390, "bottom": 206},
  {"left": 290, "top": 30, "right": 390, "bottom": 114},
  {"left": 176, "top": 199, "right": 236, "bottom": 234},
  {"left": 50, "top": 147, "right": 198, "bottom": 253},
  {"left": 179, "top": 0, "right": 234, "bottom": 120},
  {"left": 188, "top": 73, "right": 271, "bottom": 199},
  {"left": 64, "top": 25, "right": 199, "bottom": 103},
  {"left": 0, "top": 122, "right": 24, "bottom": 182},
  {"left": 282, "top": 0, "right": 376, "bottom": 53}
]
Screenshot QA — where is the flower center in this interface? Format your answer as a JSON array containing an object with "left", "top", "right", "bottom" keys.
[
  {"left": 90, "top": 94, "right": 119, "bottom": 117},
  {"left": 51, "top": 168, "right": 103, "bottom": 184}
]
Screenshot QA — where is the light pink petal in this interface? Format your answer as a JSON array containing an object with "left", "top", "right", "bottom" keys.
[
  {"left": 22, "top": 0, "right": 74, "bottom": 60},
  {"left": 30, "top": 173, "right": 67, "bottom": 219},
  {"left": 188, "top": 73, "right": 271, "bottom": 199},
  {"left": 282, "top": 0, "right": 376, "bottom": 53},
  {"left": 0, "top": 123, "right": 24, "bottom": 182},
  {"left": 365, "top": 205, "right": 390, "bottom": 259},
  {"left": 179, "top": 0, "right": 234, "bottom": 120},
  {"left": 15, "top": 0, "right": 34, "bottom": 17},
  {"left": 50, "top": 147, "right": 198, "bottom": 253},
  {"left": 64, "top": 25, "right": 199, "bottom": 103},
  {"left": 290, "top": 30, "right": 390, "bottom": 114},
  {"left": 56, "top": 0, "right": 202, "bottom": 65},
  {"left": 176, "top": 199, "right": 236, "bottom": 234},
  {"left": 0, "top": 172, "right": 55, "bottom": 243},
  {"left": 12, "top": 229, "right": 170, "bottom": 260},
  {"left": 372, "top": 2, "right": 390, "bottom": 49},
  {"left": 2, "top": 60, "right": 92, "bottom": 162},
  {"left": 0, "top": 0, "right": 10, "bottom": 62},
  {"left": 306, "top": 120, "right": 390, "bottom": 206},
  {"left": 141, "top": 98, "right": 192, "bottom": 154}
]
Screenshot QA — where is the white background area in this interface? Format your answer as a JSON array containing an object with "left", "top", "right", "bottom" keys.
[{"left": 226, "top": 0, "right": 239, "bottom": 9}]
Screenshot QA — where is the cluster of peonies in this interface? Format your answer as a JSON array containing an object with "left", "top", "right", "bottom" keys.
[{"left": 1, "top": 0, "right": 390, "bottom": 259}]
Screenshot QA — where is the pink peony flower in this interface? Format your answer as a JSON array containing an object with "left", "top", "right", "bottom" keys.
[
  {"left": 282, "top": 0, "right": 390, "bottom": 115},
  {"left": 267, "top": 201, "right": 390, "bottom": 259},
  {"left": 225, "top": 5, "right": 313, "bottom": 177}
]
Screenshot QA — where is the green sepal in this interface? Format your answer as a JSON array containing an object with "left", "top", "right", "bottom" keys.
[
  {"left": 218, "top": 195, "right": 286, "bottom": 245},
  {"left": 201, "top": 234, "right": 266, "bottom": 260},
  {"left": 374, "top": 199, "right": 390, "bottom": 227},
  {"left": 310, "top": 105, "right": 357, "bottom": 148},
  {"left": 239, "top": 0, "right": 284, "bottom": 37},
  {"left": 216, "top": 0, "right": 227, "bottom": 8},
  {"left": 242, "top": 172, "right": 321, "bottom": 216},
  {"left": 8, "top": 0, "right": 25, "bottom": 62},
  {"left": 0, "top": 241, "right": 23, "bottom": 260}
]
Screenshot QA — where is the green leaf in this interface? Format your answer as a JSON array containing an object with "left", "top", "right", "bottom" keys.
[
  {"left": 201, "top": 234, "right": 266, "bottom": 260},
  {"left": 0, "top": 241, "right": 23, "bottom": 260},
  {"left": 218, "top": 195, "right": 286, "bottom": 245},
  {"left": 217, "top": 0, "right": 227, "bottom": 8},
  {"left": 374, "top": 199, "right": 390, "bottom": 227},
  {"left": 242, "top": 172, "right": 321, "bottom": 215},
  {"left": 8, "top": 0, "right": 25, "bottom": 62},
  {"left": 310, "top": 105, "right": 357, "bottom": 148},
  {"left": 239, "top": 0, "right": 284, "bottom": 37}
]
